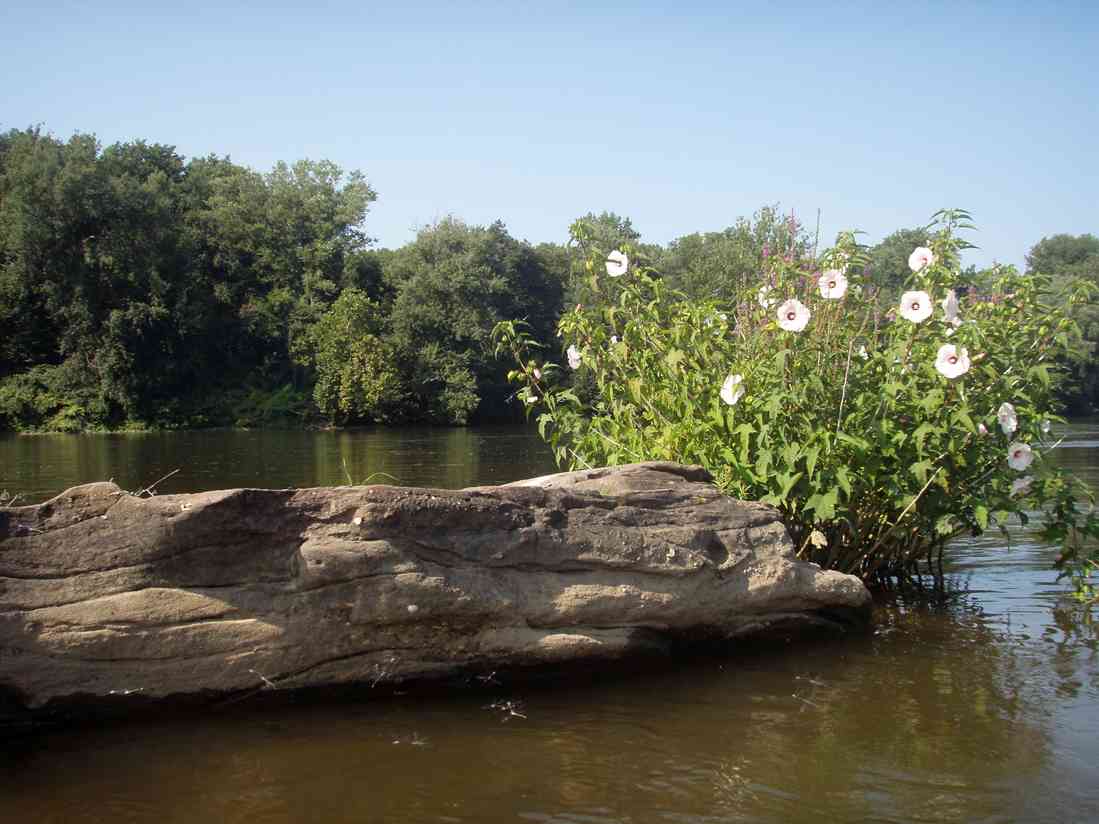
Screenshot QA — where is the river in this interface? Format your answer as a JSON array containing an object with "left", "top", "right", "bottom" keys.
[{"left": 1, "top": 424, "right": 1097, "bottom": 823}]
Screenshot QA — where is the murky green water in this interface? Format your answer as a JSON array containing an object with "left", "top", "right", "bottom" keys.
[
  {"left": 0, "top": 426, "right": 559, "bottom": 503},
  {"left": 1, "top": 425, "right": 1097, "bottom": 823}
]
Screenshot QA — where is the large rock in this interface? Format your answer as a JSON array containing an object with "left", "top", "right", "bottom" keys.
[{"left": 0, "top": 462, "right": 870, "bottom": 716}]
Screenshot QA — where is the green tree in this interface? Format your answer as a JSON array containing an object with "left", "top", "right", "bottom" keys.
[
  {"left": 661, "top": 205, "right": 810, "bottom": 301},
  {"left": 0, "top": 126, "right": 379, "bottom": 430},
  {"left": 195, "top": 158, "right": 377, "bottom": 388},
  {"left": 383, "top": 218, "right": 564, "bottom": 423},
  {"left": 297, "top": 288, "right": 403, "bottom": 423},
  {"left": 1026, "top": 234, "right": 1099, "bottom": 411},
  {"left": 865, "top": 227, "right": 932, "bottom": 298}
]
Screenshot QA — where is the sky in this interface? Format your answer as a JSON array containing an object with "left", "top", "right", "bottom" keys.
[{"left": 3, "top": 1, "right": 1097, "bottom": 268}]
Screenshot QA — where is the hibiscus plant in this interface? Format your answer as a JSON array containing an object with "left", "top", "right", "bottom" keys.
[{"left": 494, "top": 210, "right": 1099, "bottom": 598}]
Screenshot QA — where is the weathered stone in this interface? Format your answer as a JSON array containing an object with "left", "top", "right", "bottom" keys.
[{"left": 0, "top": 462, "right": 870, "bottom": 716}]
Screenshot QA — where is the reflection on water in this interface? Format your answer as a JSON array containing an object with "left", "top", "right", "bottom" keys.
[
  {"left": 1, "top": 423, "right": 1098, "bottom": 822},
  {"left": 0, "top": 426, "right": 559, "bottom": 503}
]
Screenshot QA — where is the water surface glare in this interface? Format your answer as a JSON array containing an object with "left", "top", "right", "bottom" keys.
[{"left": 1, "top": 424, "right": 1097, "bottom": 823}]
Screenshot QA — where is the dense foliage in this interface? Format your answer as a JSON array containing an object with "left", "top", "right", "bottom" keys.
[
  {"left": 1, "top": 126, "right": 1095, "bottom": 433},
  {"left": 0, "top": 129, "right": 566, "bottom": 429},
  {"left": 1026, "top": 234, "right": 1099, "bottom": 413},
  {"left": 496, "top": 212, "right": 1099, "bottom": 597}
]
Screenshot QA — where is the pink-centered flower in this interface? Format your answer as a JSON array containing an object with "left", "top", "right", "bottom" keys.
[
  {"left": 978, "top": 422, "right": 988, "bottom": 436},
  {"left": 934, "top": 343, "right": 970, "bottom": 379},
  {"left": 818, "top": 269, "right": 848, "bottom": 299},
  {"left": 720, "top": 374, "right": 745, "bottom": 405},
  {"left": 605, "top": 250, "right": 629, "bottom": 277},
  {"left": 776, "top": 298, "right": 810, "bottom": 332},
  {"left": 1007, "top": 442, "right": 1034, "bottom": 471},
  {"left": 899, "top": 290, "right": 933, "bottom": 323},
  {"left": 908, "top": 246, "right": 935, "bottom": 272}
]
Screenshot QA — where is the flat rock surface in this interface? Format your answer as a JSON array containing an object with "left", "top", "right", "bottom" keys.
[{"left": 0, "top": 462, "right": 870, "bottom": 715}]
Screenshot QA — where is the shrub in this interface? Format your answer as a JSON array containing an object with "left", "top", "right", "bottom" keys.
[
  {"left": 495, "top": 210, "right": 1099, "bottom": 599},
  {"left": 0, "top": 361, "right": 111, "bottom": 431}
]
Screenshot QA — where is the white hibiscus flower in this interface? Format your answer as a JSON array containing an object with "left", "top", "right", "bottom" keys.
[
  {"left": 720, "top": 374, "right": 744, "bottom": 406},
  {"left": 908, "top": 246, "right": 935, "bottom": 272},
  {"left": 776, "top": 298, "right": 810, "bottom": 332},
  {"left": 758, "top": 285, "right": 775, "bottom": 309},
  {"left": 818, "top": 269, "right": 848, "bottom": 299},
  {"left": 1007, "top": 442, "right": 1034, "bottom": 471},
  {"left": 566, "top": 345, "right": 582, "bottom": 370},
  {"left": 1011, "top": 476, "right": 1033, "bottom": 496},
  {"left": 997, "top": 402, "right": 1017, "bottom": 435},
  {"left": 941, "top": 289, "right": 961, "bottom": 326},
  {"left": 899, "top": 291, "right": 933, "bottom": 323},
  {"left": 605, "top": 250, "right": 628, "bottom": 277},
  {"left": 934, "top": 343, "right": 971, "bottom": 379}
]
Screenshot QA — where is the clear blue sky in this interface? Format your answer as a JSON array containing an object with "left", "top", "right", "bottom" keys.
[{"left": 3, "top": 1, "right": 1097, "bottom": 267}]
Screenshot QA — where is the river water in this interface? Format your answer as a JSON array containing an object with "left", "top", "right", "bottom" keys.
[{"left": 1, "top": 425, "right": 1097, "bottom": 823}]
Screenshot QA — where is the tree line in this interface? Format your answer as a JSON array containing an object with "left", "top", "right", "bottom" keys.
[{"left": 0, "top": 127, "right": 1095, "bottom": 431}]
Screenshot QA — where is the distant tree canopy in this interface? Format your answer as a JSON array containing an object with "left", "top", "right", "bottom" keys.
[
  {"left": 381, "top": 218, "right": 566, "bottom": 424},
  {"left": 0, "top": 128, "right": 568, "bottom": 429},
  {"left": 865, "top": 227, "right": 932, "bottom": 297},
  {"left": 660, "top": 206, "right": 810, "bottom": 302},
  {"left": 1026, "top": 234, "right": 1099, "bottom": 411},
  {"left": 0, "top": 128, "right": 379, "bottom": 429},
  {"left": 0, "top": 125, "right": 1093, "bottom": 429}
]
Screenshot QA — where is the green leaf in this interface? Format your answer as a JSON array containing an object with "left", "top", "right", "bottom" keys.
[
  {"left": 918, "top": 388, "right": 944, "bottom": 415},
  {"left": 1027, "top": 364, "right": 1050, "bottom": 389},
  {"left": 805, "top": 486, "right": 839, "bottom": 521},
  {"left": 952, "top": 409, "right": 976, "bottom": 436},
  {"left": 913, "top": 422, "right": 936, "bottom": 454},
  {"left": 974, "top": 505, "right": 989, "bottom": 531},
  {"left": 780, "top": 442, "right": 801, "bottom": 467},
  {"left": 835, "top": 466, "right": 852, "bottom": 498},
  {"left": 733, "top": 423, "right": 754, "bottom": 464},
  {"left": 836, "top": 432, "right": 870, "bottom": 452},
  {"left": 778, "top": 471, "right": 803, "bottom": 500},
  {"left": 910, "top": 459, "right": 932, "bottom": 485},
  {"left": 804, "top": 443, "right": 821, "bottom": 480}
]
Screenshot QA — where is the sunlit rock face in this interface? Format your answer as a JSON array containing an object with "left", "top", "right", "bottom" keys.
[{"left": 0, "top": 462, "right": 870, "bottom": 717}]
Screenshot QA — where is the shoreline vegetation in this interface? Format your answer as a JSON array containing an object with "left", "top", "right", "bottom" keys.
[
  {"left": 2, "top": 127, "right": 1097, "bottom": 597},
  {"left": 1, "top": 126, "right": 1096, "bottom": 436},
  {"left": 495, "top": 212, "right": 1099, "bottom": 599}
]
